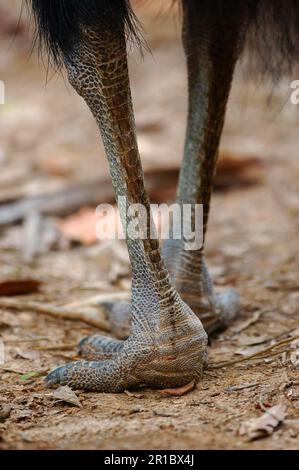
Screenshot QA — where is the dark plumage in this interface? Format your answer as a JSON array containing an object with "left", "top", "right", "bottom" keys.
[
  {"left": 26, "top": 0, "right": 299, "bottom": 78},
  {"left": 26, "top": 0, "right": 141, "bottom": 66}
]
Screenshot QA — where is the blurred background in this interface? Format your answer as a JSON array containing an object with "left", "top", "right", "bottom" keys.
[{"left": 0, "top": 0, "right": 298, "bottom": 450}]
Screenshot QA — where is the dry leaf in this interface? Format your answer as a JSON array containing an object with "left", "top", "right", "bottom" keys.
[
  {"left": 15, "top": 349, "right": 40, "bottom": 361},
  {"left": 0, "top": 279, "right": 41, "bottom": 296},
  {"left": 232, "top": 311, "right": 262, "bottom": 334},
  {"left": 39, "top": 154, "right": 73, "bottom": 177},
  {"left": 215, "top": 153, "right": 264, "bottom": 190},
  {"left": 56, "top": 207, "right": 99, "bottom": 245},
  {"left": 158, "top": 380, "right": 195, "bottom": 396},
  {"left": 53, "top": 386, "right": 82, "bottom": 408},
  {"left": 239, "top": 403, "right": 287, "bottom": 441},
  {"left": 235, "top": 344, "right": 266, "bottom": 357},
  {"left": 237, "top": 334, "right": 269, "bottom": 346}
]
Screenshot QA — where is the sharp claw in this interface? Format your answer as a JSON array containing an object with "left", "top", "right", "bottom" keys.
[
  {"left": 44, "top": 363, "right": 76, "bottom": 388},
  {"left": 44, "top": 366, "right": 65, "bottom": 388}
]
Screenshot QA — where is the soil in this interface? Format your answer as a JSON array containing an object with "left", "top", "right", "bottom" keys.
[{"left": 0, "top": 1, "right": 298, "bottom": 450}]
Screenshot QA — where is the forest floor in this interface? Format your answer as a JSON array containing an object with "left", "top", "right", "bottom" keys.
[{"left": 0, "top": 1, "right": 298, "bottom": 449}]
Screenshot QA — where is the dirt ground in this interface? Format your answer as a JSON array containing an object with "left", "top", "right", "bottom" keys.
[{"left": 0, "top": 1, "right": 298, "bottom": 450}]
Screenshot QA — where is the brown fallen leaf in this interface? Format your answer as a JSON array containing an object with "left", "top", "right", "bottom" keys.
[
  {"left": 158, "top": 380, "right": 195, "bottom": 397},
  {"left": 57, "top": 202, "right": 173, "bottom": 247},
  {"left": 237, "top": 334, "right": 270, "bottom": 346},
  {"left": 56, "top": 207, "right": 100, "bottom": 245},
  {"left": 15, "top": 349, "right": 40, "bottom": 362},
  {"left": 232, "top": 311, "right": 262, "bottom": 334},
  {"left": 39, "top": 154, "right": 73, "bottom": 178},
  {"left": 235, "top": 344, "right": 266, "bottom": 357},
  {"left": 239, "top": 403, "right": 287, "bottom": 441},
  {"left": 53, "top": 386, "right": 82, "bottom": 408},
  {"left": 215, "top": 153, "right": 265, "bottom": 190},
  {"left": 0, "top": 279, "right": 41, "bottom": 296}
]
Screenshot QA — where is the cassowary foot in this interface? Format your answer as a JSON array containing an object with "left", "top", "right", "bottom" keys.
[{"left": 45, "top": 297, "right": 208, "bottom": 392}]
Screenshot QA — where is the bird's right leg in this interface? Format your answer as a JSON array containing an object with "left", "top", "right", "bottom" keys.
[
  {"left": 81, "top": 1, "right": 247, "bottom": 348},
  {"left": 163, "top": 0, "right": 248, "bottom": 334}
]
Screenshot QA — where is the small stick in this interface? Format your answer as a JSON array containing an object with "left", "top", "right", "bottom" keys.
[
  {"left": 208, "top": 334, "right": 299, "bottom": 369},
  {"left": 232, "top": 311, "right": 262, "bottom": 334},
  {"left": 5, "top": 337, "right": 49, "bottom": 344},
  {"left": 23, "top": 211, "right": 42, "bottom": 263},
  {"left": 65, "top": 291, "right": 130, "bottom": 309},
  {"left": 34, "top": 343, "right": 77, "bottom": 351},
  {"left": 226, "top": 382, "right": 260, "bottom": 392},
  {"left": 0, "top": 366, "right": 27, "bottom": 375},
  {"left": 0, "top": 298, "right": 111, "bottom": 331}
]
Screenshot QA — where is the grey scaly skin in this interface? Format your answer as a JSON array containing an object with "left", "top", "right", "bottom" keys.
[
  {"left": 45, "top": 24, "right": 207, "bottom": 392},
  {"left": 162, "top": 0, "right": 246, "bottom": 333},
  {"left": 46, "top": 1, "right": 246, "bottom": 391},
  {"left": 79, "top": 1, "right": 246, "bottom": 356}
]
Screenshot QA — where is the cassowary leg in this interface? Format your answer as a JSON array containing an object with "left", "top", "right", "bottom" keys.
[
  {"left": 163, "top": 0, "right": 247, "bottom": 334},
  {"left": 97, "top": 2, "right": 249, "bottom": 340},
  {"left": 45, "top": 18, "right": 207, "bottom": 391}
]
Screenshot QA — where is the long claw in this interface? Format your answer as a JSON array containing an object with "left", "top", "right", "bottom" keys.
[{"left": 44, "top": 364, "right": 70, "bottom": 388}]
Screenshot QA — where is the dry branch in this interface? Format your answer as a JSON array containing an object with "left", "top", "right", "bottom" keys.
[
  {"left": 0, "top": 297, "right": 111, "bottom": 331},
  {"left": 209, "top": 334, "right": 299, "bottom": 369}
]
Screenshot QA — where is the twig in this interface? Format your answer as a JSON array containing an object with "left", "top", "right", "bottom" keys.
[
  {"left": 225, "top": 382, "right": 260, "bottom": 392},
  {"left": 23, "top": 211, "right": 42, "bottom": 263},
  {"left": 0, "top": 366, "right": 26, "bottom": 375},
  {"left": 0, "top": 169, "right": 179, "bottom": 226},
  {"left": 0, "top": 178, "right": 114, "bottom": 226},
  {"left": 5, "top": 337, "right": 49, "bottom": 344},
  {"left": 0, "top": 298, "right": 111, "bottom": 331},
  {"left": 34, "top": 343, "right": 77, "bottom": 351},
  {"left": 208, "top": 334, "right": 299, "bottom": 369},
  {"left": 65, "top": 291, "right": 130, "bottom": 309},
  {"left": 0, "top": 157, "right": 262, "bottom": 226}
]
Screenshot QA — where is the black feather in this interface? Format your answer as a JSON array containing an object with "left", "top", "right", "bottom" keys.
[
  {"left": 26, "top": 0, "right": 299, "bottom": 79},
  {"left": 25, "top": 0, "right": 142, "bottom": 67},
  {"left": 245, "top": 0, "right": 299, "bottom": 80}
]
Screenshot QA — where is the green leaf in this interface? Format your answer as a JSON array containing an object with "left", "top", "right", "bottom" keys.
[{"left": 20, "top": 370, "right": 42, "bottom": 382}]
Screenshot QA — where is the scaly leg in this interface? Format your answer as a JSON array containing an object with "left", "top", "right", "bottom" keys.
[
  {"left": 93, "top": 0, "right": 248, "bottom": 342},
  {"left": 163, "top": 0, "right": 248, "bottom": 333},
  {"left": 79, "top": 1, "right": 248, "bottom": 353},
  {"left": 41, "top": 6, "right": 207, "bottom": 391}
]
